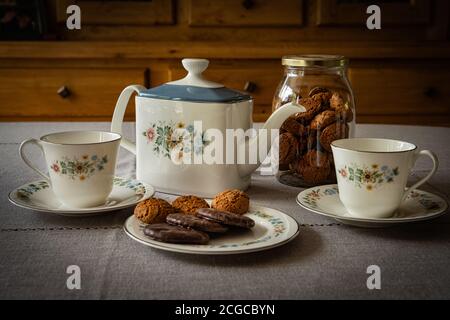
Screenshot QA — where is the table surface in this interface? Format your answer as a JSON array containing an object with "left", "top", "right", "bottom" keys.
[{"left": 0, "top": 122, "right": 449, "bottom": 300}]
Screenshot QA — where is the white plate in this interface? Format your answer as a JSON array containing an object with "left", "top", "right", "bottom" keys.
[
  {"left": 8, "top": 177, "right": 154, "bottom": 217},
  {"left": 124, "top": 205, "right": 300, "bottom": 255},
  {"left": 297, "top": 184, "right": 448, "bottom": 228}
]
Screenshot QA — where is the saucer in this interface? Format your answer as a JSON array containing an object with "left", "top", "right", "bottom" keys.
[
  {"left": 124, "top": 205, "right": 300, "bottom": 255},
  {"left": 8, "top": 177, "right": 154, "bottom": 217},
  {"left": 297, "top": 184, "right": 448, "bottom": 228}
]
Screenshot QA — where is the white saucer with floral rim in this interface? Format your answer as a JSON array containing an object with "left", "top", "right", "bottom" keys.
[
  {"left": 8, "top": 177, "right": 154, "bottom": 217},
  {"left": 124, "top": 205, "right": 300, "bottom": 255},
  {"left": 297, "top": 184, "right": 448, "bottom": 228}
]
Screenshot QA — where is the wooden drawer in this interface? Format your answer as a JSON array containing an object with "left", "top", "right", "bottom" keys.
[
  {"left": 188, "top": 0, "right": 303, "bottom": 27},
  {"left": 349, "top": 66, "right": 450, "bottom": 123},
  {"left": 57, "top": 0, "right": 174, "bottom": 25},
  {"left": 169, "top": 66, "right": 282, "bottom": 121},
  {"left": 0, "top": 68, "right": 145, "bottom": 120}
]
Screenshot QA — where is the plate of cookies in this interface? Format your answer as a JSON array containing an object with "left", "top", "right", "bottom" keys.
[{"left": 124, "top": 189, "right": 300, "bottom": 255}]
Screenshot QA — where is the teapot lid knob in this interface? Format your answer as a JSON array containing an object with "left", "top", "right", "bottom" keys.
[
  {"left": 182, "top": 58, "right": 209, "bottom": 75},
  {"left": 167, "top": 58, "right": 223, "bottom": 88}
]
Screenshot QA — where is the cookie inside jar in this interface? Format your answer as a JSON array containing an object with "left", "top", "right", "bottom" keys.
[{"left": 273, "top": 55, "right": 355, "bottom": 187}]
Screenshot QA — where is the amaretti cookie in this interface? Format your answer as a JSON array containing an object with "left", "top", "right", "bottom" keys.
[
  {"left": 172, "top": 195, "right": 210, "bottom": 215},
  {"left": 211, "top": 189, "right": 249, "bottom": 215},
  {"left": 296, "top": 150, "right": 331, "bottom": 184},
  {"left": 310, "top": 110, "right": 336, "bottom": 130},
  {"left": 134, "top": 198, "right": 176, "bottom": 224},
  {"left": 319, "top": 122, "right": 349, "bottom": 152},
  {"left": 279, "top": 132, "right": 298, "bottom": 167}
]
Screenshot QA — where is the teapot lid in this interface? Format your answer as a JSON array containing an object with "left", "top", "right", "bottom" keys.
[{"left": 139, "top": 58, "right": 252, "bottom": 103}]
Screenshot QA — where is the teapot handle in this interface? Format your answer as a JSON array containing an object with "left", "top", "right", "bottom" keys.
[{"left": 111, "top": 85, "right": 146, "bottom": 155}]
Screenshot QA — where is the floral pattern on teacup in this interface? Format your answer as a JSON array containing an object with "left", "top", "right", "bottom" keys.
[
  {"left": 50, "top": 154, "right": 108, "bottom": 181},
  {"left": 142, "top": 121, "right": 211, "bottom": 160},
  {"left": 302, "top": 186, "right": 338, "bottom": 209},
  {"left": 17, "top": 181, "right": 50, "bottom": 200},
  {"left": 408, "top": 191, "right": 441, "bottom": 210},
  {"left": 338, "top": 164, "right": 399, "bottom": 191}
]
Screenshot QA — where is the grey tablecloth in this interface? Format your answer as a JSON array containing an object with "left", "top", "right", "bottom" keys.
[{"left": 0, "top": 122, "right": 449, "bottom": 299}]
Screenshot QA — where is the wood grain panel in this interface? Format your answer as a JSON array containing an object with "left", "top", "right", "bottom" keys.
[
  {"left": 349, "top": 66, "right": 450, "bottom": 118},
  {"left": 2, "top": 42, "right": 450, "bottom": 60},
  {"left": 188, "top": 0, "right": 303, "bottom": 26},
  {"left": 0, "top": 68, "right": 144, "bottom": 120}
]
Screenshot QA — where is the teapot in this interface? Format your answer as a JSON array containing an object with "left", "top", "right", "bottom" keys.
[{"left": 111, "top": 58, "right": 302, "bottom": 197}]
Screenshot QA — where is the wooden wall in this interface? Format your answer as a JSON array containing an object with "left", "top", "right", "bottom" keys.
[{"left": 0, "top": 0, "right": 449, "bottom": 125}]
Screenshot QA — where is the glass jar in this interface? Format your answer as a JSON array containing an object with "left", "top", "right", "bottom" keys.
[{"left": 273, "top": 55, "right": 356, "bottom": 187}]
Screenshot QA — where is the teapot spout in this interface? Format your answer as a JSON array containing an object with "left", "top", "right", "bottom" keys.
[{"left": 237, "top": 102, "right": 306, "bottom": 178}]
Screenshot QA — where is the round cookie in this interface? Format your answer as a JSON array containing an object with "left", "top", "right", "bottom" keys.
[
  {"left": 294, "top": 97, "right": 323, "bottom": 123},
  {"left": 311, "top": 91, "right": 332, "bottom": 106},
  {"left": 166, "top": 213, "right": 228, "bottom": 233},
  {"left": 134, "top": 198, "right": 175, "bottom": 224},
  {"left": 280, "top": 116, "right": 304, "bottom": 136},
  {"left": 334, "top": 104, "right": 354, "bottom": 123},
  {"left": 172, "top": 195, "right": 209, "bottom": 215},
  {"left": 309, "top": 87, "right": 330, "bottom": 97},
  {"left": 196, "top": 208, "right": 255, "bottom": 229},
  {"left": 310, "top": 110, "right": 336, "bottom": 130},
  {"left": 211, "top": 189, "right": 250, "bottom": 215},
  {"left": 330, "top": 92, "right": 345, "bottom": 110},
  {"left": 144, "top": 223, "right": 209, "bottom": 244},
  {"left": 319, "top": 122, "right": 349, "bottom": 152},
  {"left": 279, "top": 132, "right": 298, "bottom": 166},
  {"left": 296, "top": 150, "right": 331, "bottom": 184}
]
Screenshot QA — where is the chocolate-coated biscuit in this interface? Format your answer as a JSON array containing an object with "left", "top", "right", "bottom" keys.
[
  {"left": 144, "top": 223, "right": 210, "bottom": 244},
  {"left": 310, "top": 110, "right": 336, "bottom": 130},
  {"left": 172, "top": 195, "right": 210, "bottom": 215},
  {"left": 196, "top": 208, "right": 255, "bottom": 229},
  {"left": 279, "top": 132, "right": 298, "bottom": 166},
  {"left": 166, "top": 213, "right": 228, "bottom": 233}
]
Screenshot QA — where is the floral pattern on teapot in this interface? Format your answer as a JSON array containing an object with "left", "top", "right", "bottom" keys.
[{"left": 142, "top": 121, "right": 211, "bottom": 160}]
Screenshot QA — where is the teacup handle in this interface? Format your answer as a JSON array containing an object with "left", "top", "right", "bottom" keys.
[
  {"left": 111, "top": 84, "right": 146, "bottom": 155},
  {"left": 403, "top": 150, "right": 438, "bottom": 201},
  {"left": 19, "top": 138, "right": 50, "bottom": 181}
]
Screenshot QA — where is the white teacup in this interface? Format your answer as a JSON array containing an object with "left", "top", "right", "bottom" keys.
[
  {"left": 331, "top": 138, "right": 438, "bottom": 218},
  {"left": 19, "top": 131, "right": 121, "bottom": 208}
]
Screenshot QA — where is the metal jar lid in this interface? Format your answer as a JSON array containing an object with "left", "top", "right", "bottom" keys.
[{"left": 282, "top": 55, "right": 348, "bottom": 68}]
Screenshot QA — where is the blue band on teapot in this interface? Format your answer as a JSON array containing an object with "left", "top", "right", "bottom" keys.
[{"left": 139, "top": 84, "right": 252, "bottom": 103}]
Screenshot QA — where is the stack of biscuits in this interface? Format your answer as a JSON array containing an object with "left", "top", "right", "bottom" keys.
[
  {"left": 279, "top": 87, "right": 353, "bottom": 185},
  {"left": 134, "top": 189, "right": 254, "bottom": 245}
]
